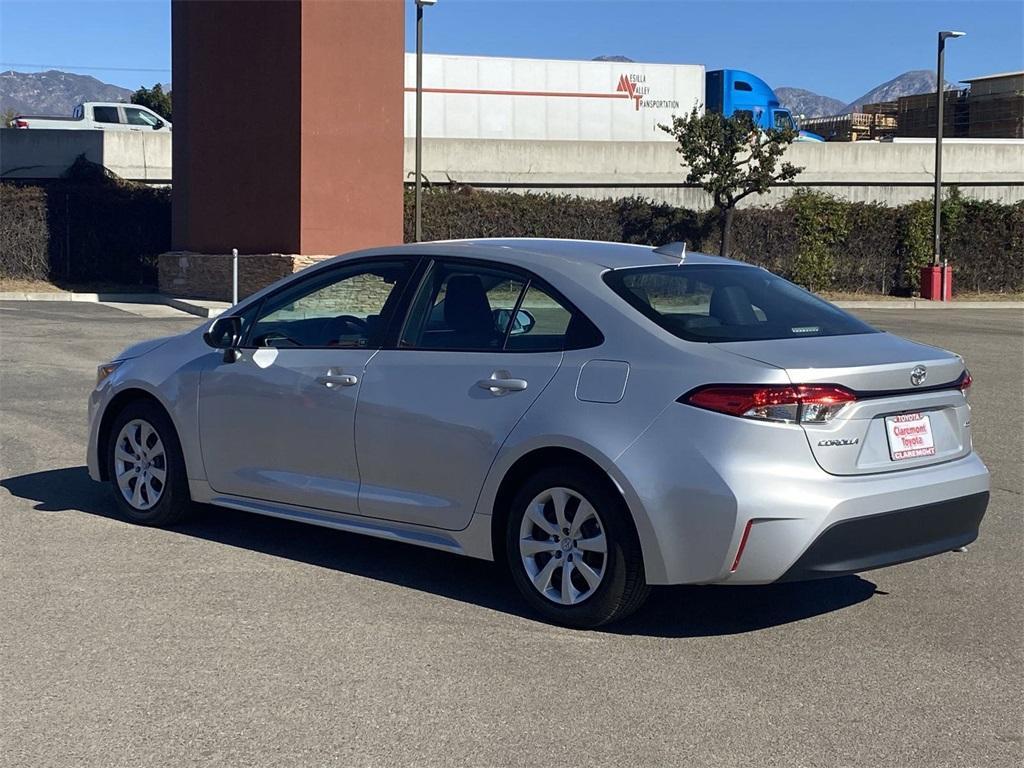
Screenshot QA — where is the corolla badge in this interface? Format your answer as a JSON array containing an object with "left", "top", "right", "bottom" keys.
[{"left": 910, "top": 365, "right": 927, "bottom": 386}]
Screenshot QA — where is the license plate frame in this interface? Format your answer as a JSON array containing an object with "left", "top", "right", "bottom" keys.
[{"left": 885, "top": 412, "right": 936, "bottom": 461}]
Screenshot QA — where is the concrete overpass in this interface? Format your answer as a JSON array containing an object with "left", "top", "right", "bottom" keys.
[
  {"left": 405, "top": 137, "right": 1024, "bottom": 208},
  {"left": 3, "top": 129, "right": 1022, "bottom": 208},
  {"left": 0, "top": 129, "right": 171, "bottom": 184}
]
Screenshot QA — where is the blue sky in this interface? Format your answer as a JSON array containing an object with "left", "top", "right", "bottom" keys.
[{"left": 1, "top": 0, "right": 1021, "bottom": 102}]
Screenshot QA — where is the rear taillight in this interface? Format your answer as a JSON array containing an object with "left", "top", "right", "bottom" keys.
[
  {"left": 14, "top": 119, "right": 29, "bottom": 128},
  {"left": 960, "top": 369, "right": 972, "bottom": 394},
  {"left": 680, "top": 384, "right": 856, "bottom": 424}
]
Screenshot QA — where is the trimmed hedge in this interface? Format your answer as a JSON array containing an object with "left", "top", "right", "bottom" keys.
[
  {"left": 404, "top": 186, "right": 1024, "bottom": 294},
  {"left": 1, "top": 160, "right": 170, "bottom": 286},
  {"left": 2, "top": 175, "right": 1021, "bottom": 294},
  {"left": 0, "top": 185, "right": 49, "bottom": 280}
]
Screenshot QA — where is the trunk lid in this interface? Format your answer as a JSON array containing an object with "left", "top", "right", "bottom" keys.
[{"left": 721, "top": 332, "right": 971, "bottom": 475}]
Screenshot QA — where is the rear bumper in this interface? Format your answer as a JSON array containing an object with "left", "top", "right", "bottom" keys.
[
  {"left": 777, "top": 491, "right": 989, "bottom": 582},
  {"left": 614, "top": 400, "right": 991, "bottom": 585}
]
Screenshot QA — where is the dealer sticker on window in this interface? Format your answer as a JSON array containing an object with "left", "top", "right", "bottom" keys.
[{"left": 885, "top": 412, "right": 935, "bottom": 460}]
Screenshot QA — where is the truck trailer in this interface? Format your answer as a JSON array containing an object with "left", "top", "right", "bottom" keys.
[{"left": 403, "top": 54, "right": 821, "bottom": 142}]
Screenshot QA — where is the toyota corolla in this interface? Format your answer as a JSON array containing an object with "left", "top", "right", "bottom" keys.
[{"left": 87, "top": 239, "right": 989, "bottom": 627}]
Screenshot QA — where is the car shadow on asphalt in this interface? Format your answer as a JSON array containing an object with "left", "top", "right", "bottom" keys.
[{"left": 3, "top": 466, "right": 878, "bottom": 638}]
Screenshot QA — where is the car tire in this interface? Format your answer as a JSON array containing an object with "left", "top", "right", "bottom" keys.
[
  {"left": 505, "top": 466, "right": 650, "bottom": 628},
  {"left": 106, "top": 400, "right": 192, "bottom": 527}
]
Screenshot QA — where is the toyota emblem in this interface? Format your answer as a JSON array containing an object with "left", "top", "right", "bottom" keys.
[{"left": 910, "top": 365, "right": 927, "bottom": 386}]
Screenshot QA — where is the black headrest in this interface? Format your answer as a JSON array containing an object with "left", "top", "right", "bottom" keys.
[
  {"left": 710, "top": 285, "right": 758, "bottom": 326},
  {"left": 444, "top": 275, "right": 493, "bottom": 332}
]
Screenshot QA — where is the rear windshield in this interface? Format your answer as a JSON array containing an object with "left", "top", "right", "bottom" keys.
[{"left": 604, "top": 264, "right": 878, "bottom": 343}]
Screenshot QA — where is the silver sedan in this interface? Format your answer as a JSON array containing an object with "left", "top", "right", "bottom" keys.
[{"left": 87, "top": 239, "right": 990, "bottom": 627}]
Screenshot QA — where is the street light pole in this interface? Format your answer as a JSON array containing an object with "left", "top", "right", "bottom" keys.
[
  {"left": 933, "top": 31, "right": 965, "bottom": 275},
  {"left": 414, "top": 1, "right": 436, "bottom": 242}
]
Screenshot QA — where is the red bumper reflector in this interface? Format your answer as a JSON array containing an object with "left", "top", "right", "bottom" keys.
[{"left": 730, "top": 520, "right": 754, "bottom": 573}]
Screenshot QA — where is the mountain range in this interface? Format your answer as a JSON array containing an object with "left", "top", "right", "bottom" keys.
[
  {"left": 1, "top": 66, "right": 949, "bottom": 121},
  {"left": 774, "top": 88, "right": 847, "bottom": 120},
  {"left": 0, "top": 70, "right": 132, "bottom": 115},
  {"left": 779, "top": 69, "right": 953, "bottom": 118}
]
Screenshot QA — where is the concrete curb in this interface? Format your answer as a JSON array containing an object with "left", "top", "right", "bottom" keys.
[
  {"left": 0, "top": 291, "right": 230, "bottom": 318},
  {"left": 833, "top": 300, "right": 1024, "bottom": 309},
  {"left": 158, "top": 296, "right": 230, "bottom": 318}
]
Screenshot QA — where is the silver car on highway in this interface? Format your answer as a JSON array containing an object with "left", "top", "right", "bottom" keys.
[{"left": 87, "top": 239, "right": 990, "bottom": 627}]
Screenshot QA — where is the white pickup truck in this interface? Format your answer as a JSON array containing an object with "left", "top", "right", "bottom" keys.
[{"left": 9, "top": 102, "right": 171, "bottom": 131}]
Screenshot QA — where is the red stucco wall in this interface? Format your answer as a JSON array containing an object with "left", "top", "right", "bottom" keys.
[{"left": 171, "top": 0, "right": 403, "bottom": 255}]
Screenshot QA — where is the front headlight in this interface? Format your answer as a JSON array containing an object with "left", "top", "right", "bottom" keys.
[{"left": 96, "top": 361, "right": 123, "bottom": 387}]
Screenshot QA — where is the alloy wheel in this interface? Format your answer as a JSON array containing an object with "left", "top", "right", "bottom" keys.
[
  {"left": 518, "top": 486, "right": 608, "bottom": 605},
  {"left": 114, "top": 419, "right": 167, "bottom": 511}
]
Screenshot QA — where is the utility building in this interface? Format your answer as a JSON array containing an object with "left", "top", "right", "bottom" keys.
[
  {"left": 961, "top": 71, "right": 1024, "bottom": 138},
  {"left": 166, "top": 0, "right": 403, "bottom": 298}
]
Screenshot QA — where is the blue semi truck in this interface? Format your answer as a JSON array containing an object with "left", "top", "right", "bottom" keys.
[{"left": 706, "top": 69, "right": 824, "bottom": 141}]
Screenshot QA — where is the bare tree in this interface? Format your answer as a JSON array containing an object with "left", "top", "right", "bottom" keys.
[{"left": 660, "top": 108, "right": 802, "bottom": 257}]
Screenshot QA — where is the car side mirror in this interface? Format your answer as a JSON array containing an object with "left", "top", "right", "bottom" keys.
[
  {"left": 203, "top": 315, "right": 243, "bottom": 362},
  {"left": 511, "top": 308, "right": 536, "bottom": 336},
  {"left": 495, "top": 308, "right": 536, "bottom": 336},
  {"left": 153, "top": 119, "right": 164, "bottom": 130}
]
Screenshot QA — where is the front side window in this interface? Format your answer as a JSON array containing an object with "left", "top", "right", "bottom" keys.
[
  {"left": 604, "top": 265, "right": 878, "bottom": 343},
  {"left": 774, "top": 110, "right": 794, "bottom": 131},
  {"left": 246, "top": 260, "right": 415, "bottom": 349},
  {"left": 92, "top": 106, "right": 120, "bottom": 124},
  {"left": 124, "top": 107, "right": 160, "bottom": 126}
]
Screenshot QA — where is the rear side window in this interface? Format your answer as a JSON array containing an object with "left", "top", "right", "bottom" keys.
[
  {"left": 401, "top": 263, "right": 527, "bottom": 351},
  {"left": 92, "top": 106, "right": 120, "bottom": 123},
  {"left": 400, "top": 260, "right": 602, "bottom": 353},
  {"left": 604, "top": 265, "right": 877, "bottom": 343}
]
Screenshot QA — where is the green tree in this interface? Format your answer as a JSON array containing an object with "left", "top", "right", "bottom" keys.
[
  {"left": 1, "top": 107, "right": 17, "bottom": 127},
  {"left": 130, "top": 83, "right": 172, "bottom": 121},
  {"left": 660, "top": 108, "right": 802, "bottom": 258}
]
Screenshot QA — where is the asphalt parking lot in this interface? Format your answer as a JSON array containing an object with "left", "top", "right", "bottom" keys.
[{"left": 1, "top": 301, "right": 1021, "bottom": 768}]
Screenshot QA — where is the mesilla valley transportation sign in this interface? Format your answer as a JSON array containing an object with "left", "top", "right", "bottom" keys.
[{"left": 616, "top": 73, "right": 681, "bottom": 111}]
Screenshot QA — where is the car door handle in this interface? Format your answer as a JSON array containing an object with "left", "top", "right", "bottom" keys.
[
  {"left": 477, "top": 371, "right": 528, "bottom": 395},
  {"left": 317, "top": 374, "right": 358, "bottom": 388}
]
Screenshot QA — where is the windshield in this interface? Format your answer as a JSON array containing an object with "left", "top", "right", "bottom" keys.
[{"left": 603, "top": 264, "right": 878, "bottom": 343}]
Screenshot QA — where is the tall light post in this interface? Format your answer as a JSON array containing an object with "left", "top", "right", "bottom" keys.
[
  {"left": 414, "top": 0, "right": 436, "bottom": 242},
  {"left": 932, "top": 30, "right": 965, "bottom": 297}
]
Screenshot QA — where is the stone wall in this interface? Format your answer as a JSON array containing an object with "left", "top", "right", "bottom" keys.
[
  {"left": 158, "top": 252, "right": 333, "bottom": 301},
  {"left": 291, "top": 271, "right": 398, "bottom": 315}
]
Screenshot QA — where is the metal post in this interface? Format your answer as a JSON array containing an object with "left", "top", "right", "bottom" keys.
[
  {"left": 932, "top": 31, "right": 965, "bottom": 301},
  {"left": 932, "top": 33, "right": 945, "bottom": 274},
  {"left": 232, "top": 247, "right": 238, "bottom": 306},
  {"left": 65, "top": 193, "right": 70, "bottom": 281},
  {"left": 414, "top": 3, "right": 424, "bottom": 242}
]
